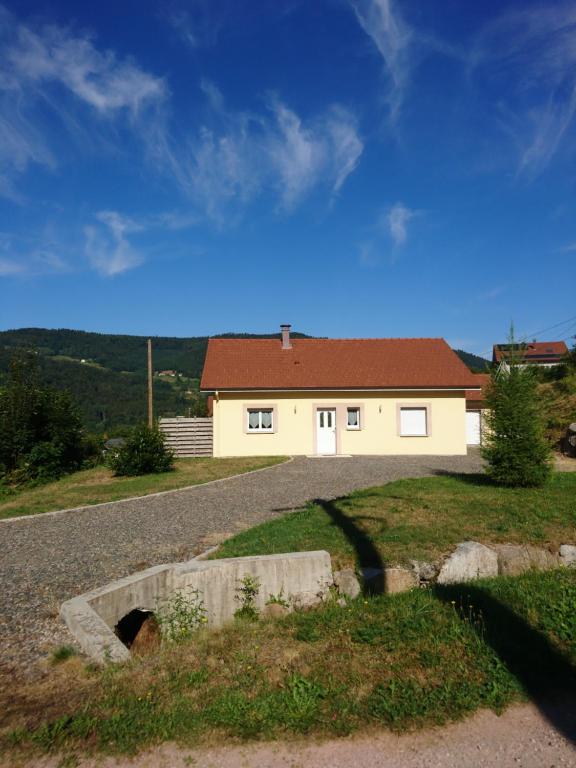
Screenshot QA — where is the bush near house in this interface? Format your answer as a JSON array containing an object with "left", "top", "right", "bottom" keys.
[{"left": 107, "top": 423, "right": 174, "bottom": 476}]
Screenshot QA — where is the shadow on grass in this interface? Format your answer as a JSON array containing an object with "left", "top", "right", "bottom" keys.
[
  {"left": 435, "top": 583, "right": 576, "bottom": 745},
  {"left": 313, "top": 498, "right": 385, "bottom": 596},
  {"left": 430, "top": 470, "right": 496, "bottom": 487}
]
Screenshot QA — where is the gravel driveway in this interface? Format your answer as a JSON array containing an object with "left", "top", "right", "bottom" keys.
[{"left": 0, "top": 452, "right": 482, "bottom": 676}]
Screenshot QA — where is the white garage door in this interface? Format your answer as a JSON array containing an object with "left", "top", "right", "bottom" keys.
[{"left": 466, "top": 410, "right": 481, "bottom": 445}]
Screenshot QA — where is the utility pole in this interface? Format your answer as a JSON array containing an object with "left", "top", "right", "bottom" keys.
[{"left": 147, "top": 338, "right": 153, "bottom": 427}]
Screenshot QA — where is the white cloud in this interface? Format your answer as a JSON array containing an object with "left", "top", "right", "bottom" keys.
[
  {"left": 5, "top": 23, "right": 166, "bottom": 114},
  {"left": 383, "top": 202, "right": 417, "bottom": 245},
  {"left": 560, "top": 242, "right": 576, "bottom": 252},
  {"left": 349, "top": 0, "right": 415, "bottom": 122},
  {"left": 0, "top": 5, "right": 166, "bottom": 199},
  {"left": 471, "top": 4, "right": 576, "bottom": 176},
  {"left": 150, "top": 85, "right": 363, "bottom": 219},
  {"left": 84, "top": 211, "right": 144, "bottom": 276}
]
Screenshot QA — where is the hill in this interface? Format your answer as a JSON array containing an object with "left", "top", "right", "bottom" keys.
[
  {"left": 453, "top": 349, "right": 491, "bottom": 372},
  {"left": 0, "top": 328, "right": 489, "bottom": 432}
]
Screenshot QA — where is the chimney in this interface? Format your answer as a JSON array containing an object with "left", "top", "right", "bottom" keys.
[{"left": 280, "top": 324, "right": 292, "bottom": 350}]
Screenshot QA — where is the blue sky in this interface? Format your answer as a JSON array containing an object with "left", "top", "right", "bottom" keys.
[{"left": 1, "top": 0, "right": 576, "bottom": 357}]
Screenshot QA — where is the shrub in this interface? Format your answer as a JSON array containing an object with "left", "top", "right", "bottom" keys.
[
  {"left": 482, "top": 346, "right": 552, "bottom": 487},
  {"left": 107, "top": 423, "right": 174, "bottom": 476}
]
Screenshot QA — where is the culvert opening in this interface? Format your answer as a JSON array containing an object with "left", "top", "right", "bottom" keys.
[{"left": 115, "top": 609, "right": 158, "bottom": 651}]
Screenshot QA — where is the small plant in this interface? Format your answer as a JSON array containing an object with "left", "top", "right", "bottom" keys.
[
  {"left": 266, "top": 588, "right": 290, "bottom": 608},
  {"left": 50, "top": 645, "right": 77, "bottom": 664},
  {"left": 107, "top": 423, "right": 174, "bottom": 477},
  {"left": 234, "top": 574, "right": 260, "bottom": 620},
  {"left": 156, "top": 588, "right": 207, "bottom": 643}
]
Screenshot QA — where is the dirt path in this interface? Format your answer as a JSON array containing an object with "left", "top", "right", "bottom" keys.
[{"left": 10, "top": 700, "right": 575, "bottom": 768}]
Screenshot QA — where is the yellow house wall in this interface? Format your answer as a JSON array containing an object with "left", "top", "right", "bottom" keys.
[{"left": 212, "top": 391, "right": 468, "bottom": 457}]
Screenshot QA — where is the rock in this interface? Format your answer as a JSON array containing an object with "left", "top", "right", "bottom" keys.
[
  {"left": 409, "top": 560, "right": 438, "bottom": 582},
  {"left": 383, "top": 567, "right": 418, "bottom": 594},
  {"left": 130, "top": 616, "right": 161, "bottom": 656},
  {"left": 263, "top": 603, "right": 290, "bottom": 618},
  {"left": 559, "top": 545, "right": 576, "bottom": 567},
  {"left": 333, "top": 569, "right": 361, "bottom": 599},
  {"left": 437, "top": 542, "right": 498, "bottom": 585},
  {"left": 494, "top": 544, "right": 559, "bottom": 576}
]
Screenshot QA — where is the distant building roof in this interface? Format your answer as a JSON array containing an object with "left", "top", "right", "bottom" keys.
[
  {"left": 492, "top": 341, "right": 568, "bottom": 365},
  {"left": 201, "top": 337, "right": 479, "bottom": 391}
]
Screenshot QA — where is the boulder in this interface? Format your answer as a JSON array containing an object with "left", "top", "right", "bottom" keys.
[
  {"left": 383, "top": 567, "right": 419, "bottom": 594},
  {"left": 494, "top": 544, "right": 559, "bottom": 576},
  {"left": 437, "top": 542, "right": 498, "bottom": 585},
  {"left": 559, "top": 545, "right": 576, "bottom": 567},
  {"left": 409, "top": 560, "right": 438, "bottom": 582},
  {"left": 333, "top": 569, "right": 361, "bottom": 599},
  {"left": 263, "top": 603, "right": 290, "bottom": 619}
]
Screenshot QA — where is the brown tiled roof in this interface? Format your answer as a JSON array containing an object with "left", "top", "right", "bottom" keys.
[
  {"left": 200, "top": 337, "right": 479, "bottom": 391},
  {"left": 465, "top": 373, "right": 491, "bottom": 404},
  {"left": 493, "top": 340, "right": 568, "bottom": 364}
]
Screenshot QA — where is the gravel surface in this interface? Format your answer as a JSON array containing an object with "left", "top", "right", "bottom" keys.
[
  {"left": 0, "top": 452, "right": 482, "bottom": 676},
  {"left": 7, "top": 700, "right": 575, "bottom": 768}
]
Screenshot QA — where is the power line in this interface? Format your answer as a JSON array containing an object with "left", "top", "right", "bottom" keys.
[{"left": 519, "top": 314, "right": 576, "bottom": 343}]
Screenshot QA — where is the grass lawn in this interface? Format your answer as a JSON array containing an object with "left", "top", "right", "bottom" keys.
[
  {"left": 3, "top": 569, "right": 576, "bottom": 759},
  {"left": 0, "top": 456, "right": 286, "bottom": 520},
  {"left": 214, "top": 472, "right": 576, "bottom": 570}
]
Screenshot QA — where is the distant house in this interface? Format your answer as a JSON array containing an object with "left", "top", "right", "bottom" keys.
[
  {"left": 158, "top": 370, "right": 178, "bottom": 377},
  {"left": 200, "top": 324, "right": 480, "bottom": 457},
  {"left": 492, "top": 341, "right": 568, "bottom": 368}
]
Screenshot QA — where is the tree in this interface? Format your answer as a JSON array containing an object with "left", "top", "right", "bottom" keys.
[
  {"left": 0, "top": 351, "right": 85, "bottom": 482},
  {"left": 482, "top": 330, "right": 552, "bottom": 487}
]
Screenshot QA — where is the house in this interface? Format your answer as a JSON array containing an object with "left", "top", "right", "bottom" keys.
[
  {"left": 465, "top": 373, "right": 490, "bottom": 446},
  {"left": 492, "top": 341, "right": 568, "bottom": 368},
  {"left": 200, "top": 325, "right": 480, "bottom": 457}
]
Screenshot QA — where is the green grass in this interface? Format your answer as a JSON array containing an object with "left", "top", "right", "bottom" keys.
[
  {"left": 3, "top": 569, "right": 576, "bottom": 758},
  {"left": 0, "top": 456, "right": 286, "bottom": 520},
  {"left": 214, "top": 472, "right": 576, "bottom": 569}
]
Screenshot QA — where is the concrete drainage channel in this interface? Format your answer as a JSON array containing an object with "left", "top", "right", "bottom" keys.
[
  {"left": 60, "top": 551, "right": 333, "bottom": 663},
  {"left": 61, "top": 542, "right": 576, "bottom": 664}
]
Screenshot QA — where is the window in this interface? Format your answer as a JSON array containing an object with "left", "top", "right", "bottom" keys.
[
  {"left": 399, "top": 407, "right": 428, "bottom": 437},
  {"left": 347, "top": 407, "right": 361, "bottom": 429},
  {"left": 247, "top": 408, "right": 274, "bottom": 432}
]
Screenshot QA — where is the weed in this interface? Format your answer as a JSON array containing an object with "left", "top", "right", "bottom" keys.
[
  {"left": 265, "top": 588, "right": 290, "bottom": 608},
  {"left": 234, "top": 574, "right": 260, "bottom": 621},
  {"left": 156, "top": 588, "right": 207, "bottom": 643},
  {"left": 50, "top": 645, "right": 77, "bottom": 664}
]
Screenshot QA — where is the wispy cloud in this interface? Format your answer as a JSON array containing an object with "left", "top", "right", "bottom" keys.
[
  {"left": 382, "top": 202, "right": 418, "bottom": 246},
  {"left": 471, "top": 4, "right": 576, "bottom": 177},
  {"left": 0, "top": 5, "right": 166, "bottom": 198},
  {"left": 560, "top": 241, "right": 576, "bottom": 253},
  {"left": 357, "top": 201, "right": 419, "bottom": 265},
  {"left": 166, "top": 3, "right": 224, "bottom": 50},
  {"left": 349, "top": 0, "right": 416, "bottom": 122},
  {"left": 478, "top": 286, "right": 504, "bottom": 301},
  {"left": 150, "top": 83, "right": 363, "bottom": 220},
  {"left": 84, "top": 212, "right": 144, "bottom": 276},
  {"left": 0, "top": 230, "right": 69, "bottom": 277}
]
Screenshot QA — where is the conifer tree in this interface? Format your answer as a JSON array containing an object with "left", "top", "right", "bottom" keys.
[{"left": 482, "top": 327, "right": 552, "bottom": 487}]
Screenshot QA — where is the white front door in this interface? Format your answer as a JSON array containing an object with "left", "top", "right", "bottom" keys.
[
  {"left": 466, "top": 410, "right": 481, "bottom": 445},
  {"left": 316, "top": 409, "right": 337, "bottom": 454}
]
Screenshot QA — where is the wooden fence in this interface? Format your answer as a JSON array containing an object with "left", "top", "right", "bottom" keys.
[{"left": 159, "top": 417, "right": 213, "bottom": 457}]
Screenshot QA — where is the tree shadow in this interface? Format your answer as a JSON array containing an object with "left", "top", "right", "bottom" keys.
[
  {"left": 430, "top": 469, "right": 496, "bottom": 487},
  {"left": 312, "top": 498, "right": 385, "bottom": 595},
  {"left": 435, "top": 582, "right": 576, "bottom": 745}
]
